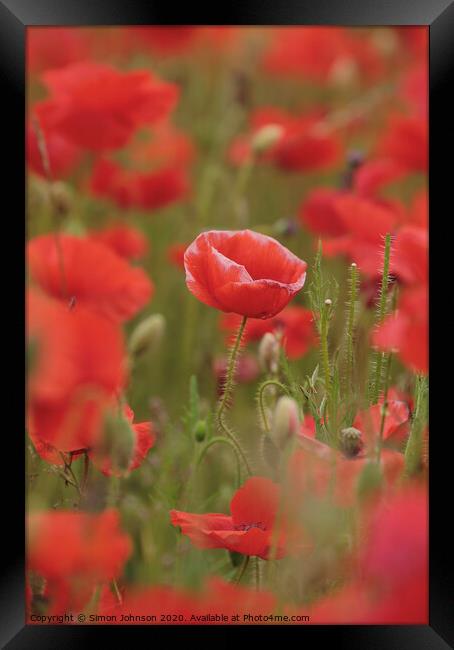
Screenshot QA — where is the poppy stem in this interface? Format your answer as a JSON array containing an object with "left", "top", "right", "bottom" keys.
[
  {"left": 345, "top": 262, "right": 358, "bottom": 409},
  {"left": 257, "top": 379, "right": 291, "bottom": 432},
  {"left": 235, "top": 555, "right": 250, "bottom": 585},
  {"left": 195, "top": 437, "right": 242, "bottom": 487},
  {"left": 216, "top": 316, "right": 252, "bottom": 475},
  {"left": 404, "top": 375, "right": 428, "bottom": 476},
  {"left": 320, "top": 301, "right": 332, "bottom": 394},
  {"left": 370, "top": 233, "right": 392, "bottom": 405}
]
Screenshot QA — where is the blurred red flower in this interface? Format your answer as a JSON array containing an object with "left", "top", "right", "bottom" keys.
[
  {"left": 89, "top": 223, "right": 148, "bottom": 260},
  {"left": 229, "top": 107, "right": 342, "bottom": 172},
  {"left": 41, "top": 62, "right": 179, "bottom": 151},
  {"left": 28, "top": 234, "right": 153, "bottom": 322},
  {"left": 373, "top": 285, "right": 428, "bottom": 374},
  {"left": 27, "top": 101, "right": 82, "bottom": 179},
  {"left": 28, "top": 509, "right": 132, "bottom": 615},
  {"left": 184, "top": 230, "right": 307, "bottom": 319},
  {"left": 377, "top": 114, "right": 428, "bottom": 171},
  {"left": 27, "top": 290, "right": 126, "bottom": 452},
  {"left": 98, "top": 577, "right": 277, "bottom": 624},
  {"left": 220, "top": 306, "right": 316, "bottom": 360},
  {"left": 89, "top": 405, "right": 155, "bottom": 476},
  {"left": 171, "top": 477, "right": 297, "bottom": 559},
  {"left": 263, "top": 27, "right": 384, "bottom": 85},
  {"left": 90, "top": 158, "right": 189, "bottom": 212},
  {"left": 27, "top": 27, "right": 90, "bottom": 75}
]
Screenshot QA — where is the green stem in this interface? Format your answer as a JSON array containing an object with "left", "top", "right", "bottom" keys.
[
  {"left": 257, "top": 380, "right": 290, "bottom": 432},
  {"left": 370, "top": 233, "right": 392, "bottom": 404},
  {"left": 320, "top": 307, "right": 331, "bottom": 393},
  {"left": 216, "top": 316, "right": 252, "bottom": 475},
  {"left": 235, "top": 555, "right": 250, "bottom": 585},
  {"left": 404, "top": 375, "right": 428, "bottom": 476},
  {"left": 196, "top": 436, "right": 242, "bottom": 487},
  {"left": 345, "top": 263, "right": 358, "bottom": 406}
]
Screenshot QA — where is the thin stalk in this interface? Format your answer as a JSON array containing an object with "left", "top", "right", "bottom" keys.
[
  {"left": 216, "top": 316, "right": 252, "bottom": 475},
  {"left": 320, "top": 303, "right": 331, "bottom": 393},
  {"left": 370, "top": 234, "right": 392, "bottom": 404},
  {"left": 345, "top": 263, "right": 358, "bottom": 406},
  {"left": 257, "top": 379, "right": 290, "bottom": 432},
  {"left": 195, "top": 436, "right": 242, "bottom": 487},
  {"left": 404, "top": 375, "right": 428, "bottom": 476},
  {"left": 235, "top": 555, "right": 250, "bottom": 585}
]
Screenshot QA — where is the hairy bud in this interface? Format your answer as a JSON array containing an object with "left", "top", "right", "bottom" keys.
[
  {"left": 99, "top": 411, "right": 135, "bottom": 474},
  {"left": 340, "top": 426, "right": 364, "bottom": 458},
  {"left": 258, "top": 332, "right": 280, "bottom": 374},
  {"left": 271, "top": 396, "right": 300, "bottom": 449},
  {"left": 49, "top": 181, "right": 73, "bottom": 218}
]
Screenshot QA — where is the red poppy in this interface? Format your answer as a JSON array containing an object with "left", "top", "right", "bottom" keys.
[
  {"left": 29, "top": 402, "right": 155, "bottom": 476},
  {"left": 353, "top": 400, "right": 411, "bottom": 450},
  {"left": 400, "top": 63, "right": 427, "bottom": 118},
  {"left": 125, "top": 27, "right": 199, "bottom": 54},
  {"left": 90, "top": 158, "right": 189, "bottom": 212},
  {"left": 377, "top": 114, "right": 428, "bottom": 171},
  {"left": 291, "top": 439, "right": 404, "bottom": 508},
  {"left": 89, "top": 223, "right": 148, "bottom": 260},
  {"left": 171, "top": 477, "right": 297, "bottom": 559},
  {"left": 263, "top": 27, "right": 384, "bottom": 85},
  {"left": 27, "top": 27, "right": 90, "bottom": 75},
  {"left": 28, "top": 234, "right": 153, "bottom": 323},
  {"left": 408, "top": 190, "right": 428, "bottom": 229},
  {"left": 184, "top": 230, "right": 307, "bottom": 319},
  {"left": 391, "top": 226, "right": 428, "bottom": 286},
  {"left": 229, "top": 107, "right": 342, "bottom": 172},
  {"left": 373, "top": 285, "right": 428, "bottom": 374},
  {"left": 220, "top": 306, "right": 316, "bottom": 360},
  {"left": 27, "top": 101, "right": 82, "bottom": 179},
  {"left": 27, "top": 289, "right": 126, "bottom": 452},
  {"left": 28, "top": 509, "right": 132, "bottom": 615},
  {"left": 41, "top": 62, "right": 179, "bottom": 151}
]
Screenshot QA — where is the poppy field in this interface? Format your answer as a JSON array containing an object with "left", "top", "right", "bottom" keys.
[{"left": 26, "top": 26, "right": 428, "bottom": 625}]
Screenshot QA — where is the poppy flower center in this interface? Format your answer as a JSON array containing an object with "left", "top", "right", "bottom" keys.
[{"left": 234, "top": 521, "right": 266, "bottom": 532}]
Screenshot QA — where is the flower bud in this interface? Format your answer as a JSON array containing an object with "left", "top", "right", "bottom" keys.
[
  {"left": 49, "top": 181, "right": 73, "bottom": 218},
  {"left": 258, "top": 332, "right": 280, "bottom": 374},
  {"left": 271, "top": 396, "right": 300, "bottom": 449},
  {"left": 99, "top": 411, "right": 135, "bottom": 474},
  {"left": 129, "top": 314, "right": 165, "bottom": 358},
  {"left": 340, "top": 426, "right": 364, "bottom": 458},
  {"left": 193, "top": 419, "right": 207, "bottom": 442},
  {"left": 251, "top": 124, "right": 284, "bottom": 155}
]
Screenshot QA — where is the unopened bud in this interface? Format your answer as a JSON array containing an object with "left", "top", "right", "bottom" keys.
[
  {"left": 49, "top": 181, "right": 72, "bottom": 218},
  {"left": 271, "top": 396, "right": 300, "bottom": 449},
  {"left": 252, "top": 124, "right": 284, "bottom": 155},
  {"left": 340, "top": 427, "right": 364, "bottom": 458},
  {"left": 99, "top": 411, "right": 135, "bottom": 473},
  {"left": 193, "top": 419, "right": 207, "bottom": 442},
  {"left": 129, "top": 314, "right": 165, "bottom": 358},
  {"left": 258, "top": 332, "right": 280, "bottom": 374}
]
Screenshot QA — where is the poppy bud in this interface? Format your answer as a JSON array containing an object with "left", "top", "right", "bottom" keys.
[
  {"left": 251, "top": 124, "right": 284, "bottom": 155},
  {"left": 340, "top": 426, "right": 364, "bottom": 458},
  {"left": 193, "top": 419, "right": 207, "bottom": 442},
  {"left": 49, "top": 181, "right": 73, "bottom": 218},
  {"left": 271, "top": 396, "right": 300, "bottom": 449},
  {"left": 258, "top": 332, "right": 280, "bottom": 374},
  {"left": 129, "top": 314, "right": 165, "bottom": 358},
  {"left": 99, "top": 411, "right": 135, "bottom": 474}
]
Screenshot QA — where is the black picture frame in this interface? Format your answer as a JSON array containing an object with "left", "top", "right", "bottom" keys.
[{"left": 1, "top": 1, "right": 451, "bottom": 647}]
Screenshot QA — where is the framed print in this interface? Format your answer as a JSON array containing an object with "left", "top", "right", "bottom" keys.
[{"left": 0, "top": 0, "right": 452, "bottom": 646}]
